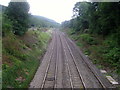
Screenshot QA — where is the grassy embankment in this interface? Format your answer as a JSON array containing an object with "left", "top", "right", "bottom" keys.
[
  {"left": 2, "top": 29, "right": 51, "bottom": 88},
  {"left": 66, "top": 28, "right": 120, "bottom": 79}
]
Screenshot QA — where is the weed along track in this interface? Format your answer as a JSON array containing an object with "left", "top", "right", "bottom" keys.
[{"left": 29, "top": 30, "right": 116, "bottom": 89}]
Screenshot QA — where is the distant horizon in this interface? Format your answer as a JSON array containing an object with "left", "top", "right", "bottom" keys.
[
  {"left": 30, "top": 14, "right": 61, "bottom": 24},
  {"left": 0, "top": 0, "right": 82, "bottom": 23},
  {"left": 0, "top": 4, "right": 60, "bottom": 24},
  {"left": 0, "top": 0, "right": 119, "bottom": 23}
]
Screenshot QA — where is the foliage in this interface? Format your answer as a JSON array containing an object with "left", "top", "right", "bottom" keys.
[
  {"left": 96, "top": 2, "right": 120, "bottom": 36},
  {"left": 2, "top": 30, "right": 51, "bottom": 88},
  {"left": 104, "top": 47, "right": 120, "bottom": 66},
  {"left": 2, "top": 3, "right": 59, "bottom": 36},
  {"left": 103, "top": 35, "right": 120, "bottom": 73},
  {"left": 6, "top": 1, "right": 30, "bottom": 36},
  {"left": 80, "top": 34, "right": 97, "bottom": 45},
  {"left": 62, "top": 2, "right": 90, "bottom": 31},
  {"left": 62, "top": 2, "right": 120, "bottom": 36},
  {"left": 2, "top": 14, "right": 13, "bottom": 36},
  {"left": 61, "top": 21, "right": 70, "bottom": 28},
  {"left": 62, "top": 2, "right": 120, "bottom": 74}
]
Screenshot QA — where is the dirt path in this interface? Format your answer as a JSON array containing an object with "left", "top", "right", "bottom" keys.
[{"left": 29, "top": 30, "right": 115, "bottom": 88}]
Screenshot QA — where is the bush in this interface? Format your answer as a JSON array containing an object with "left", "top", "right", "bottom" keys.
[
  {"left": 80, "top": 34, "right": 97, "bottom": 45},
  {"left": 2, "top": 14, "right": 13, "bottom": 36},
  {"left": 104, "top": 47, "right": 120, "bottom": 64},
  {"left": 103, "top": 36, "right": 120, "bottom": 73}
]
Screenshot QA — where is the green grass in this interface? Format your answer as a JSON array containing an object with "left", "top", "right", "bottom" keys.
[
  {"left": 3, "top": 57, "right": 39, "bottom": 88},
  {"left": 76, "top": 42, "right": 83, "bottom": 47},
  {"left": 2, "top": 29, "right": 51, "bottom": 88}
]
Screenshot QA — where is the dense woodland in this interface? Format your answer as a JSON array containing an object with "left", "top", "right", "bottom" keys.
[{"left": 61, "top": 2, "right": 120, "bottom": 74}]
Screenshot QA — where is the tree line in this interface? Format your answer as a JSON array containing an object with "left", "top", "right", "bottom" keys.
[
  {"left": 62, "top": 2, "right": 120, "bottom": 45},
  {"left": 61, "top": 2, "right": 120, "bottom": 74}
]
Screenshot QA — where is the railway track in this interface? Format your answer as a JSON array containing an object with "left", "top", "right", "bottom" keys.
[
  {"left": 60, "top": 33, "right": 74, "bottom": 88},
  {"left": 65, "top": 34, "right": 114, "bottom": 88},
  {"left": 61, "top": 32, "right": 103, "bottom": 88},
  {"left": 30, "top": 30, "right": 115, "bottom": 89},
  {"left": 40, "top": 31, "right": 58, "bottom": 89},
  {"left": 60, "top": 33, "right": 87, "bottom": 88}
]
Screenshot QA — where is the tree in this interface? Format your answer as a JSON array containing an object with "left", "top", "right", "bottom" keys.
[
  {"left": 61, "top": 21, "right": 70, "bottom": 28},
  {"left": 88, "top": 2, "right": 101, "bottom": 34},
  {"left": 6, "top": 0, "right": 29, "bottom": 36},
  {"left": 97, "top": 2, "right": 117, "bottom": 35},
  {"left": 72, "top": 2, "right": 90, "bottom": 31},
  {"left": 63, "top": 2, "right": 120, "bottom": 37}
]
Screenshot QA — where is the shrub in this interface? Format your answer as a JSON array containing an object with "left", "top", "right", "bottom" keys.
[
  {"left": 104, "top": 47, "right": 120, "bottom": 64},
  {"left": 80, "top": 34, "right": 97, "bottom": 45},
  {"left": 2, "top": 14, "right": 13, "bottom": 36},
  {"left": 103, "top": 36, "right": 120, "bottom": 73}
]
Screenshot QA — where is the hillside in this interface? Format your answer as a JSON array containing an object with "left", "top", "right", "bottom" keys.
[
  {"left": 29, "top": 15, "right": 60, "bottom": 28},
  {"left": 0, "top": 4, "right": 60, "bottom": 28},
  {"left": 2, "top": 29, "right": 51, "bottom": 88}
]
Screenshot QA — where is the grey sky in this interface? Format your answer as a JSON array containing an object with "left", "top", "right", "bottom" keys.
[{"left": 0, "top": 0, "right": 119, "bottom": 23}]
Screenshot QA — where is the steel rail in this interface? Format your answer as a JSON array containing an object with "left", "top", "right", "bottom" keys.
[
  {"left": 54, "top": 31, "right": 59, "bottom": 88},
  {"left": 65, "top": 35, "right": 106, "bottom": 88},
  {"left": 59, "top": 33, "right": 74, "bottom": 89},
  {"left": 40, "top": 31, "right": 57, "bottom": 89},
  {"left": 62, "top": 34, "right": 87, "bottom": 89}
]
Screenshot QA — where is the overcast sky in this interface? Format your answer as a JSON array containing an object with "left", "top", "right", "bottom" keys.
[
  {"left": 0, "top": 0, "right": 89, "bottom": 23},
  {"left": 0, "top": 0, "right": 119, "bottom": 23}
]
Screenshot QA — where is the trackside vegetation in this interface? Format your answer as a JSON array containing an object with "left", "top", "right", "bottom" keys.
[
  {"left": 61, "top": 2, "right": 120, "bottom": 76},
  {"left": 2, "top": 30, "right": 51, "bottom": 88},
  {"left": 1, "top": 0, "right": 57, "bottom": 88}
]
